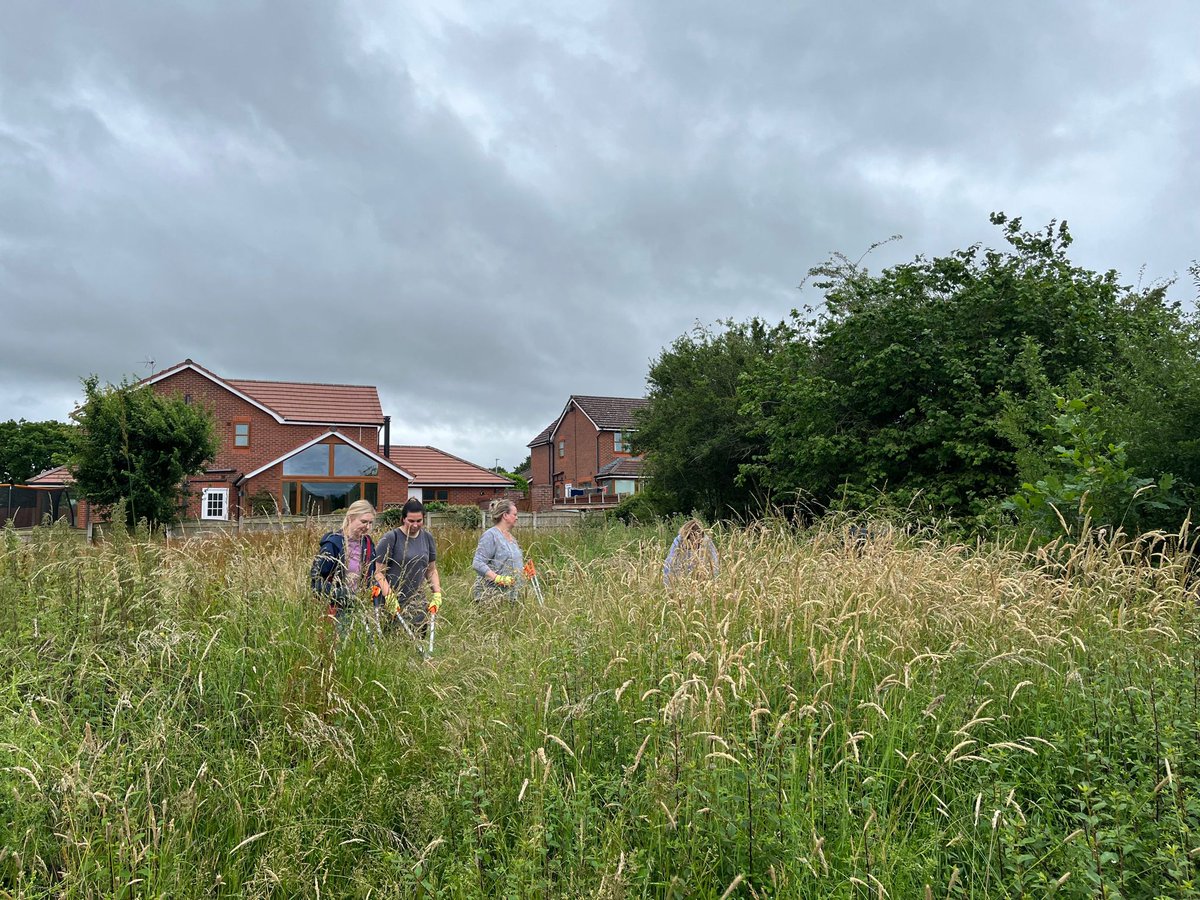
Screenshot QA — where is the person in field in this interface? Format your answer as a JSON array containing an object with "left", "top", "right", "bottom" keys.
[
  {"left": 310, "top": 499, "right": 378, "bottom": 635},
  {"left": 663, "top": 518, "right": 719, "bottom": 587},
  {"left": 375, "top": 497, "right": 441, "bottom": 637},
  {"left": 472, "top": 498, "right": 524, "bottom": 601}
]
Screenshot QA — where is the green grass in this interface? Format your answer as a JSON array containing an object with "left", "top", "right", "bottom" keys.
[{"left": 2, "top": 518, "right": 1199, "bottom": 898}]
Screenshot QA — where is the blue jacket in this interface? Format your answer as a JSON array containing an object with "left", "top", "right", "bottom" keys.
[{"left": 310, "top": 531, "right": 377, "bottom": 605}]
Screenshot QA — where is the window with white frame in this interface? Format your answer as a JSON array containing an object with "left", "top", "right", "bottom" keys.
[{"left": 201, "top": 487, "right": 229, "bottom": 520}]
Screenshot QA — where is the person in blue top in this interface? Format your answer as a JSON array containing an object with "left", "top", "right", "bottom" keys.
[
  {"left": 310, "top": 499, "right": 378, "bottom": 635},
  {"left": 663, "top": 519, "right": 719, "bottom": 587}
]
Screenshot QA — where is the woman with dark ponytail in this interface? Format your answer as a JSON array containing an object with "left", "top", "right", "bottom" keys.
[{"left": 375, "top": 497, "right": 442, "bottom": 636}]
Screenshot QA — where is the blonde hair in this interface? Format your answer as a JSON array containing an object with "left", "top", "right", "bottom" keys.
[
  {"left": 340, "top": 499, "right": 376, "bottom": 533},
  {"left": 678, "top": 518, "right": 708, "bottom": 549},
  {"left": 489, "top": 498, "right": 516, "bottom": 524}
]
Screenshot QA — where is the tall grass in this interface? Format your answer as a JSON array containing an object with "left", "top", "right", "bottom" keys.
[{"left": 2, "top": 517, "right": 1198, "bottom": 897}]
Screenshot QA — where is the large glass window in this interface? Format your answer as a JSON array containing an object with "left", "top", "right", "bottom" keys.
[
  {"left": 280, "top": 440, "right": 381, "bottom": 515},
  {"left": 333, "top": 444, "right": 378, "bottom": 477},
  {"left": 282, "top": 481, "right": 378, "bottom": 516},
  {"left": 284, "top": 444, "right": 332, "bottom": 476}
]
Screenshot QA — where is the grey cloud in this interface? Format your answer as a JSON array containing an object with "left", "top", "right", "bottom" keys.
[{"left": 2, "top": 1, "right": 1198, "bottom": 466}]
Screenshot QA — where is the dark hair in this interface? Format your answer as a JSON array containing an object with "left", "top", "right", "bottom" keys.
[{"left": 402, "top": 498, "right": 425, "bottom": 518}]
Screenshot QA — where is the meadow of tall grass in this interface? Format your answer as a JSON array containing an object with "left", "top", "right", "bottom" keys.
[{"left": 2, "top": 516, "right": 1198, "bottom": 898}]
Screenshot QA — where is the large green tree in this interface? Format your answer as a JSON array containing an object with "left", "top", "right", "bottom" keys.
[
  {"left": 740, "top": 215, "right": 1200, "bottom": 520},
  {"left": 0, "top": 419, "right": 73, "bottom": 483},
  {"left": 70, "top": 377, "right": 218, "bottom": 527},
  {"left": 635, "top": 319, "right": 783, "bottom": 520}
]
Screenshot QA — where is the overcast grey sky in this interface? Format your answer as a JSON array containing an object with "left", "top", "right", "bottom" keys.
[{"left": 3, "top": 1, "right": 1198, "bottom": 468}]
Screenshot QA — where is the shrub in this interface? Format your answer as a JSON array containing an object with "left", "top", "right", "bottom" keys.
[
  {"left": 438, "top": 504, "right": 484, "bottom": 529},
  {"left": 376, "top": 506, "right": 407, "bottom": 529},
  {"left": 247, "top": 489, "right": 279, "bottom": 516},
  {"left": 609, "top": 491, "right": 660, "bottom": 524}
]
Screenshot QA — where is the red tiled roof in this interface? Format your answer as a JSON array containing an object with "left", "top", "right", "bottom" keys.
[
  {"left": 26, "top": 465, "right": 72, "bottom": 485},
  {"left": 571, "top": 396, "right": 648, "bottom": 430},
  {"left": 138, "top": 360, "right": 384, "bottom": 425},
  {"left": 527, "top": 422, "right": 554, "bottom": 447},
  {"left": 225, "top": 379, "right": 384, "bottom": 424},
  {"left": 596, "top": 457, "right": 645, "bottom": 478},
  {"left": 388, "top": 446, "right": 513, "bottom": 487},
  {"left": 528, "top": 395, "right": 647, "bottom": 447}
]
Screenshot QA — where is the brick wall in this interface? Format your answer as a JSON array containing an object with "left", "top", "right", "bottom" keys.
[
  {"left": 409, "top": 486, "right": 510, "bottom": 508},
  {"left": 529, "top": 441, "right": 554, "bottom": 511},
  {"left": 596, "top": 429, "right": 635, "bottom": 474},
  {"left": 553, "top": 407, "right": 635, "bottom": 495}
]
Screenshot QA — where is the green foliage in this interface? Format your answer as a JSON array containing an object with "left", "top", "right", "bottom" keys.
[
  {"left": 376, "top": 505, "right": 407, "bottom": 528},
  {"left": 741, "top": 214, "right": 1200, "bottom": 522},
  {"left": 495, "top": 469, "right": 529, "bottom": 491},
  {"left": 380, "top": 503, "right": 484, "bottom": 530},
  {"left": 1007, "top": 395, "right": 1182, "bottom": 538},
  {"left": 247, "top": 489, "right": 279, "bottom": 516},
  {"left": 68, "top": 376, "right": 217, "bottom": 527},
  {"left": 439, "top": 503, "right": 485, "bottom": 529},
  {"left": 0, "top": 419, "right": 73, "bottom": 484},
  {"left": 608, "top": 489, "right": 662, "bottom": 524},
  {"left": 636, "top": 319, "right": 783, "bottom": 520}
]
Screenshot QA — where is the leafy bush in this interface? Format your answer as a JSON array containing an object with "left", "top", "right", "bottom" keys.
[
  {"left": 436, "top": 504, "right": 484, "bottom": 529},
  {"left": 379, "top": 503, "right": 483, "bottom": 530},
  {"left": 70, "top": 375, "right": 217, "bottom": 526},
  {"left": 609, "top": 490, "right": 661, "bottom": 524},
  {"left": 247, "top": 489, "right": 279, "bottom": 516},
  {"left": 1007, "top": 394, "right": 1183, "bottom": 538},
  {"left": 376, "top": 505, "right": 407, "bottom": 529}
]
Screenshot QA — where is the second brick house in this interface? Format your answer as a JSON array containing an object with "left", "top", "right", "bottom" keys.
[{"left": 527, "top": 395, "right": 648, "bottom": 511}]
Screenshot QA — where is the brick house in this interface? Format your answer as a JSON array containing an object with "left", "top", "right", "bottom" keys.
[
  {"left": 527, "top": 395, "right": 648, "bottom": 511},
  {"left": 138, "top": 359, "right": 413, "bottom": 521},
  {"left": 387, "top": 445, "right": 513, "bottom": 508},
  {"left": 34, "top": 360, "right": 515, "bottom": 527}
]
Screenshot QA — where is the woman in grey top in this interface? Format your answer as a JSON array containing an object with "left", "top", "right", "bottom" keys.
[
  {"left": 472, "top": 498, "right": 524, "bottom": 601},
  {"left": 376, "top": 497, "right": 441, "bottom": 637}
]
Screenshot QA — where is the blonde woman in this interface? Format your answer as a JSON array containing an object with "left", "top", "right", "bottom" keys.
[
  {"left": 472, "top": 498, "right": 524, "bottom": 601},
  {"left": 663, "top": 519, "right": 719, "bottom": 586},
  {"left": 310, "top": 499, "right": 378, "bottom": 631}
]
